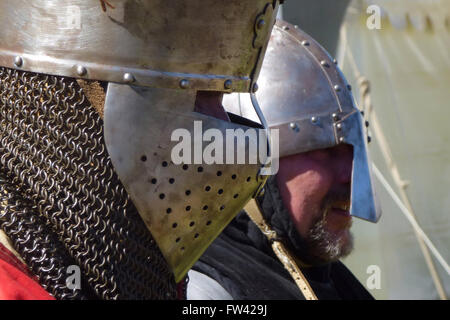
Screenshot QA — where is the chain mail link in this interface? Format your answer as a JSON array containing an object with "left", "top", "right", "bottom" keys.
[{"left": 0, "top": 67, "right": 177, "bottom": 300}]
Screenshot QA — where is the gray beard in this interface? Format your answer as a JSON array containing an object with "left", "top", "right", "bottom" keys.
[{"left": 304, "top": 218, "right": 354, "bottom": 265}]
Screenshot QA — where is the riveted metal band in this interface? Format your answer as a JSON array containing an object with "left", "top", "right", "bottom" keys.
[{"left": 0, "top": 0, "right": 280, "bottom": 92}]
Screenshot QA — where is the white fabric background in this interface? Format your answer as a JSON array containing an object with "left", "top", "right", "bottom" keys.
[{"left": 337, "top": 0, "right": 450, "bottom": 299}]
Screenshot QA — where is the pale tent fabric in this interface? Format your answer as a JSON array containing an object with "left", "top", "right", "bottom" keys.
[{"left": 337, "top": 0, "right": 450, "bottom": 299}]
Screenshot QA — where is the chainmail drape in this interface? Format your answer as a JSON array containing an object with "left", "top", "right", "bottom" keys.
[{"left": 0, "top": 67, "right": 178, "bottom": 300}]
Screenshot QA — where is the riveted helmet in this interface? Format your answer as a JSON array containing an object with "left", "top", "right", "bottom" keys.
[
  {"left": 0, "top": 0, "right": 281, "bottom": 299},
  {"left": 223, "top": 20, "right": 381, "bottom": 223}
]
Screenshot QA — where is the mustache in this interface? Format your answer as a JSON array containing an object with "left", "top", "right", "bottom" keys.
[{"left": 320, "top": 187, "right": 351, "bottom": 217}]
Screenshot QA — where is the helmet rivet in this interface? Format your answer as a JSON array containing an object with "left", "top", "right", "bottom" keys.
[
  {"left": 289, "top": 122, "right": 299, "bottom": 132},
  {"left": 301, "top": 40, "right": 310, "bottom": 46},
  {"left": 320, "top": 60, "right": 329, "bottom": 68},
  {"left": 282, "top": 25, "right": 289, "bottom": 31},
  {"left": 224, "top": 79, "right": 232, "bottom": 90},
  {"left": 365, "top": 120, "right": 370, "bottom": 127},
  {"left": 311, "top": 116, "right": 318, "bottom": 124},
  {"left": 334, "top": 85, "right": 341, "bottom": 92},
  {"left": 76, "top": 65, "right": 87, "bottom": 76},
  {"left": 332, "top": 113, "right": 339, "bottom": 121},
  {"left": 123, "top": 73, "right": 135, "bottom": 83},
  {"left": 179, "top": 79, "right": 190, "bottom": 89},
  {"left": 333, "top": 58, "right": 338, "bottom": 65},
  {"left": 347, "top": 84, "right": 352, "bottom": 91},
  {"left": 367, "top": 136, "right": 372, "bottom": 143},
  {"left": 257, "top": 19, "right": 266, "bottom": 29},
  {"left": 336, "top": 123, "right": 342, "bottom": 130},
  {"left": 294, "top": 25, "right": 299, "bottom": 29},
  {"left": 252, "top": 83, "right": 259, "bottom": 93},
  {"left": 14, "top": 56, "right": 23, "bottom": 68},
  {"left": 339, "top": 137, "right": 345, "bottom": 143}
]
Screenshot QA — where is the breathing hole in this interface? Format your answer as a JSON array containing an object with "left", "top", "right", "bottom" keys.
[
  {"left": 185, "top": 206, "right": 191, "bottom": 211},
  {"left": 159, "top": 193, "right": 165, "bottom": 199},
  {"left": 218, "top": 189, "right": 223, "bottom": 195},
  {"left": 189, "top": 221, "right": 195, "bottom": 227},
  {"left": 197, "top": 167, "right": 204, "bottom": 173},
  {"left": 175, "top": 237, "right": 181, "bottom": 243},
  {"left": 172, "top": 223, "right": 177, "bottom": 228},
  {"left": 220, "top": 205, "right": 225, "bottom": 211},
  {"left": 246, "top": 176, "right": 251, "bottom": 182},
  {"left": 182, "top": 164, "right": 188, "bottom": 170},
  {"left": 141, "top": 155, "right": 147, "bottom": 162},
  {"left": 169, "top": 178, "right": 175, "bottom": 184},
  {"left": 231, "top": 174, "right": 237, "bottom": 180},
  {"left": 206, "top": 221, "right": 211, "bottom": 226},
  {"left": 233, "top": 194, "right": 239, "bottom": 199},
  {"left": 216, "top": 171, "right": 222, "bottom": 176},
  {"left": 162, "top": 161, "right": 168, "bottom": 167},
  {"left": 166, "top": 208, "right": 172, "bottom": 214},
  {"left": 194, "top": 233, "right": 199, "bottom": 239},
  {"left": 185, "top": 190, "right": 191, "bottom": 196},
  {"left": 203, "top": 205, "right": 208, "bottom": 211},
  {"left": 151, "top": 178, "right": 157, "bottom": 184},
  {"left": 205, "top": 186, "right": 211, "bottom": 192}
]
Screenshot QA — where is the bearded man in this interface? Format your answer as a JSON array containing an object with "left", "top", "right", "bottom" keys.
[{"left": 188, "top": 20, "right": 381, "bottom": 300}]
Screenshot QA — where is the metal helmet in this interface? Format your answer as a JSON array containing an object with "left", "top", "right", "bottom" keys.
[
  {"left": 0, "top": 0, "right": 281, "bottom": 292},
  {"left": 223, "top": 20, "right": 381, "bottom": 223}
]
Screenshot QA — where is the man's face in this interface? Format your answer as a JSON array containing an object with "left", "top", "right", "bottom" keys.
[{"left": 276, "top": 144, "right": 354, "bottom": 264}]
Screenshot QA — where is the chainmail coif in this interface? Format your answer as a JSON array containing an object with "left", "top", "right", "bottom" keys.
[{"left": 0, "top": 67, "right": 178, "bottom": 300}]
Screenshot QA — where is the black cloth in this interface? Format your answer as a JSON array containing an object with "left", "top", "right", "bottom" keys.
[{"left": 193, "top": 177, "right": 374, "bottom": 300}]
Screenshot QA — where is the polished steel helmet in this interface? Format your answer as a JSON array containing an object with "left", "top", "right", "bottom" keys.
[
  {"left": 0, "top": 0, "right": 281, "bottom": 283},
  {"left": 223, "top": 20, "right": 381, "bottom": 223}
]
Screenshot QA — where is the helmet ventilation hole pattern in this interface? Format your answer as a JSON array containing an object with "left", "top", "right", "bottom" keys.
[{"left": 136, "top": 144, "right": 263, "bottom": 280}]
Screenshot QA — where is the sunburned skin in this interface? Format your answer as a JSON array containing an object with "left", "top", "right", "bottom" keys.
[
  {"left": 194, "top": 91, "right": 230, "bottom": 122},
  {"left": 276, "top": 144, "right": 355, "bottom": 263}
]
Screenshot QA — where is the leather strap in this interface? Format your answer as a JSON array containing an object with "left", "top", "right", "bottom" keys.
[{"left": 244, "top": 198, "right": 318, "bottom": 300}]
